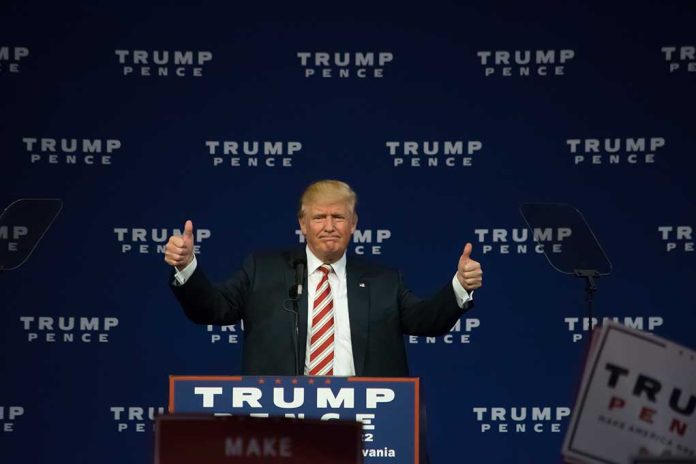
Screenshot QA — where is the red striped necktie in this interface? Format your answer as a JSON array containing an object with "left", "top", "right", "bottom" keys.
[{"left": 309, "top": 264, "right": 335, "bottom": 376}]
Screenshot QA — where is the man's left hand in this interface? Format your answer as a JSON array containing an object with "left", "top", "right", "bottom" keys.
[{"left": 457, "top": 243, "right": 483, "bottom": 291}]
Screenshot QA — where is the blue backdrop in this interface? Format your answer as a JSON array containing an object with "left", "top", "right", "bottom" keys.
[{"left": 1, "top": 1, "right": 694, "bottom": 462}]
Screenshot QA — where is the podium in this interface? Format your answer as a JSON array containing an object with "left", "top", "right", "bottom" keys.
[{"left": 159, "top": 376, "right": 424, "bottom": 463}]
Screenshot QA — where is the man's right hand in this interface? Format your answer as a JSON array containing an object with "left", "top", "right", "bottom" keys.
[{"left": 164, "top": 220, "right": 195, "bottom": 271}]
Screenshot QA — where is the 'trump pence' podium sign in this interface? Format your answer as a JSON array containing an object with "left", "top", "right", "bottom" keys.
[{"left": 169, "top": 376, "right": 421, "bottom": 463}]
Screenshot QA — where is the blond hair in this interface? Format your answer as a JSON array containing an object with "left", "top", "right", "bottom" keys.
[{"left": 298, "top": 180, "right": 357, "bottom": 218}]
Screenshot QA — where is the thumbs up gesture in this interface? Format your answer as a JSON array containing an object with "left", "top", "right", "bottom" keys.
[
  {"left": 164, "top": 220, "right": 195, "bottom": 271},
  {"left": 457, "top": 243, "right": 483, "bottom": 291}
]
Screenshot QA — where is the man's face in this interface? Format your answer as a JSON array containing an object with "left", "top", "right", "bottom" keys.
[{"left": 299, "top": 201, "right": 357, "bottom": 263}]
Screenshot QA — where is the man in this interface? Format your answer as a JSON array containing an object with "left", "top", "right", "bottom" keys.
[{"left": 165, "top": 180, "right": 483, "bottom": 376}]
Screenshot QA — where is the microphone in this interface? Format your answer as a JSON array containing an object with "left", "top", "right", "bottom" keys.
[
  {"left": 286, "top": 257, "right": 305, "bottom": 376},
  {"left": 289, "top": 258, "right": 306, "bottom": 300},
  {"left": 295, "top": 259, "right": 305, "bottom": 296}
]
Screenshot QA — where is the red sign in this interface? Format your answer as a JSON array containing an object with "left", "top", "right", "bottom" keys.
[{"left": 155, "top": 414, "right": 362, "bottom": 464}]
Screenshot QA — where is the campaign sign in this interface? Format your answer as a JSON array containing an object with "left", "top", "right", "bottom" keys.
[
  {"left": 156, "top": 414, "right": 362, "bottom": 464},
  {"left": 169, "top": 376, "right": 421, "bottom": 463},
  {"left": 563, "top": 322, "right": 696, "bottom": 463}
]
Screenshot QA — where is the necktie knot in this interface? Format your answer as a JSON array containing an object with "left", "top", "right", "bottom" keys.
[{"left": 319, "top": 264, "right": 332, "bottom": 276}]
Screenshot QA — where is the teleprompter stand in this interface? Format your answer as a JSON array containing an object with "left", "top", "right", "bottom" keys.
[{"left": 520, "top": 203, "right": 612, "bottom": 333}]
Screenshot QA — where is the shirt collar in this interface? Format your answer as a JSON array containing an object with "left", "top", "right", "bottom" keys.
[{"left": 305, "top": 245, "right": 346, "bottom": 276}]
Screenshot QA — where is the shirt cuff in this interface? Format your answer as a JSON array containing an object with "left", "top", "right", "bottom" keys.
[
  {"left": 173, "top": 255, "right": 198, "bottom": 286},
  {"left": 451, "top": 273, "right": 473, "bottom": 308}
]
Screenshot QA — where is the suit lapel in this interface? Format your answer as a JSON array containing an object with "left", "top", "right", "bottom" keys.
[
  {"left": 346, "top": 256, "right": 369, "bottom": 376},
  {"left": 284, "top": 249, "right": 308, "bottom": 375}
]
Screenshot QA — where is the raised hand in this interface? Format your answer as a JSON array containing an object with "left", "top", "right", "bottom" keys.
[
  {"left": 457, "top": 242, "right": 483, "bottom": 291},
  {"left": 164, "top": 220, "right": 195, "bottom": 271}
]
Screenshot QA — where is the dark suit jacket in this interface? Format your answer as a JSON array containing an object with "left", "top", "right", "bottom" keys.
[{"left": 170, "top": 248, "right": 471, "bottom": 376}]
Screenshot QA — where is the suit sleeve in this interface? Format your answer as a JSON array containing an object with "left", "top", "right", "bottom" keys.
[
  {"left": 169, "top": 254, "right": 255, "bottom": 326},
  {"left": 397, "top": 271, "right": 471, "bottom": 336}
]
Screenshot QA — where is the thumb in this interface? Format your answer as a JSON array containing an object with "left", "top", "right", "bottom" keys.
[
  {"left": 461, "top": 242, "right": 473, "bottom": 261},
  {"left": 183, "top": 220, "right": 194, "bottom": 242}
]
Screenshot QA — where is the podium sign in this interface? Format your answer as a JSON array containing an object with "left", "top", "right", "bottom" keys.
[
  {"left": 156, "top": 415, "right": 362, "bottom": 464},
  {"left": 563, "top": 322, "right": 696, "bottom": 463},
  {"left": 169, "top": 376, "right": 421, "bottom": 463}
]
